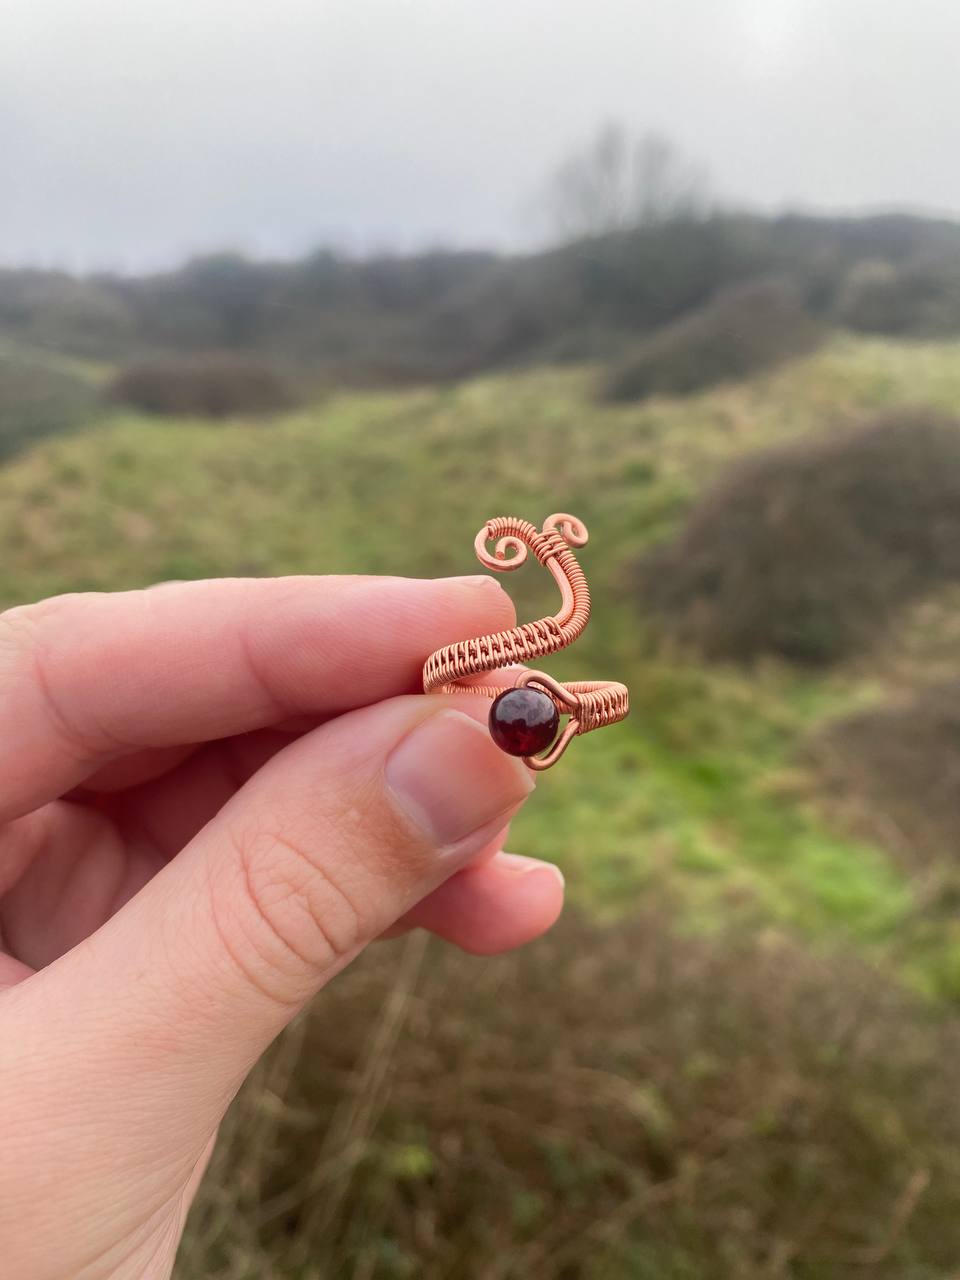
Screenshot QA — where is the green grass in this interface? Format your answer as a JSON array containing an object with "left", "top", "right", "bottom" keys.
[
  {"left": 5, "top": 335, "right": 960, "bottom": 997},
  {"left": 9, "top": 332, "right": 960, "bottom": 1276}
]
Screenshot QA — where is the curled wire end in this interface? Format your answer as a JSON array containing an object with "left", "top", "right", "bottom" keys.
[
  {"left": 543, "top": 512, "right": 589, "bottom": 548},
  {"left": 474, "top": 527, "right": 528, "bottom": 572}
]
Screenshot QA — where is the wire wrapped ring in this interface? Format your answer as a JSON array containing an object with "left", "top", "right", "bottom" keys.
[{"left": 422, "top": 514, "right": 630, "bottom": 769}]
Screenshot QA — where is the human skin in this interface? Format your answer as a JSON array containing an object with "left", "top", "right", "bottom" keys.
[{"left": 0, "top": 574, "right": 564, "bottom": 1279}]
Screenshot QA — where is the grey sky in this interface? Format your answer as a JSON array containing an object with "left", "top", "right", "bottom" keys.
[{"left": 2, "top": 0, "right": 959, "bottom": 270}]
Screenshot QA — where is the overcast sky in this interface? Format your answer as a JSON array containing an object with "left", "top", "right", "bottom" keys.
[{"left": 2, "top": 0, "right": 959, "bottom": 271}]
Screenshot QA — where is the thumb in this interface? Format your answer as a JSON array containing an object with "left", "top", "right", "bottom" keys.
[{"left": 0, "top": 695, "right": 533, "bottom": 1275}]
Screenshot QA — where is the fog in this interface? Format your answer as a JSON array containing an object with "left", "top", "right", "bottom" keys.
[{"left": 2, "top": 0, "right": 959, "bottom": 269}]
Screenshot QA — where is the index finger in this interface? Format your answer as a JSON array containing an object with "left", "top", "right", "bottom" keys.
[{"left": 0, "top": 574, "right": 512, "bottom": 823}]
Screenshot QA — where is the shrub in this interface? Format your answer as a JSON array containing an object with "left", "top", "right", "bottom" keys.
[
  {"left": 635, "top": 409, "right": 960, "bottom": 664},
  {"left": 0, "top": 353, "right": 95, "bottom": 459},
  {"left": 108, "top": 352, "right": 297, "bottom": 418},
  {"left": 836, "top": 257, "right": 960, "bottom": 336},
  {"left": 600, "top": 281, "right": 823, "bottom": 402},
  {"left": 810, "top": 682, "right": 960, "bottom": 876},
  {"left": 177, "top": 910, "right": 960, "bottom": 1280}
]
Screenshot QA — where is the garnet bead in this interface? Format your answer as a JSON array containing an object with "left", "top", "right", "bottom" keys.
[{"left": 489, "top": 687, "right": 559, "bottom": 758}]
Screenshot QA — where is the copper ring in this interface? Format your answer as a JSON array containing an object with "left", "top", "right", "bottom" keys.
[{"left": 422, "top": 513, "right": 630, "bottom": 769}]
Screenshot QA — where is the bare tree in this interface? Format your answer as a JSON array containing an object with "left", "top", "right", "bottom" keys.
[{"left": 543, "top": 121, "right": 708, "bottom": 240}]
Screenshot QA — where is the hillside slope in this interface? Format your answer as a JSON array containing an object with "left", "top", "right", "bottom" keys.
[
  {"left": 3, "top": 335, "right": 960, "bottom": 993},
  {"left": 8, "top": 337, "right": 960, "bottom": 1276}
]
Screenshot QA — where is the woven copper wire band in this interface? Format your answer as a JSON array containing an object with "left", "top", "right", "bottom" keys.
[{"left": 422, "top": 513, "right": 629, "bottom": 769}]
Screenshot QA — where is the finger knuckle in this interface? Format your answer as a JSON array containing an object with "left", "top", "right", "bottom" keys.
[{"left": 223, "top": 813, "right": 372, "bottom": 999}]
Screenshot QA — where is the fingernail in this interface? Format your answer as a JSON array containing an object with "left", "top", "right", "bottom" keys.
[
  {"left": 386, "top": 710, "right": 534, "bottom": 853},
  {"left": 496, "top": 852, "right": 565, "bottom": 889},
  {"left": 443, "top": 574, "right": 500, "bottom": 591}
]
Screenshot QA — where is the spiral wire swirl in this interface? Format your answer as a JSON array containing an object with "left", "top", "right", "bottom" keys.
[{"left": 423, "top": 513, "right": 629, "bottom": 768}]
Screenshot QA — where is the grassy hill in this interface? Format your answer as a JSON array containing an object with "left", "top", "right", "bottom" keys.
[
  {"left": 4, "top": 335, "right": 960, "bottom": 974},
  {"left": 5, "top": 334, "right": 960, "bottom": 1275}
]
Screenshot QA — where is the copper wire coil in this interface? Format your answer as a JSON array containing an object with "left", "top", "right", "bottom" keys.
[{"left": 423, "top": 513, "right": 630, "bottom": 769}]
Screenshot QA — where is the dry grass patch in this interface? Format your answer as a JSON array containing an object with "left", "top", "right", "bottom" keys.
[
  {"left": 108, "top": 352, "right": 298, "bottom": 418},
  {"left": 178, "top": 910, "right": 960, "bottom": 1280}
]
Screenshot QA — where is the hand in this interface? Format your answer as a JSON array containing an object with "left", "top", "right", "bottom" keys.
[{"left": 0, "top": 575, "right": 562, "bottom": 1279}]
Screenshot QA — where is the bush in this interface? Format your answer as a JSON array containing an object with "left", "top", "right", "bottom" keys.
[
  {"left": 0, "top": 353, "right": 96, "bottom": 460},
  {"left": 810, "top": 682, "right": 960, "bottom": 876},
  {"left": 177, "top": 910, "right": 960, "bottom": 1279},
  {"left": 635, "top": 410, "right": 960, "bottom": 664},
  {"left": 600, "top": 281, "right": 823, "bottom": 402},
  {"left": 108, "top": 352, "right": 298, "bottom": 418},
  {"left": 836, "top": 257, "right": 960, "bottom": 336}
]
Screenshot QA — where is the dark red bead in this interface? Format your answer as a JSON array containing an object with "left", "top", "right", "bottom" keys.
[{"left": 489, "top": 687, "right": 559, "bottom": 757}]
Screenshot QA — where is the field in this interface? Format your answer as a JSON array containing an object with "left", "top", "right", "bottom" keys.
[{"left": 4, "top": 335, "right": 960, "bottom": 1275}]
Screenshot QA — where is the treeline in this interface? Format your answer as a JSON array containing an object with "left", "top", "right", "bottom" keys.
[{"left": 4, "top": 212, "right": 960, "bottom": 384}]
